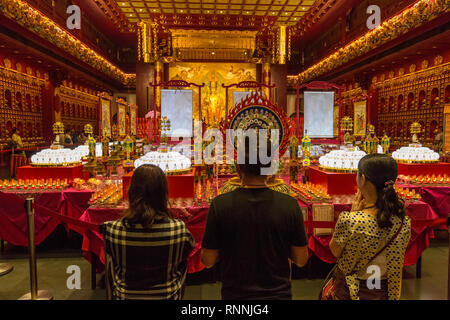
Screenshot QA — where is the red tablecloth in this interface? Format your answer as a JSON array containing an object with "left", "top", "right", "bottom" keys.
[
  {"left": 79, "top": 205, "right": 209, "bottom": 274},
  {"left": 0, "top": 191, "right": 64, "bottom": 246},
  {"left": 397, "top": 162, "right": 450, "bottom": 176},
  {"left": 398, "top": 184, "right": 449, "bottom": 229},
  {"left": 309, "top": 166, "right": 357, "bottom": 195},
  {"left": 62, "top": 188, "right": 95, "bottom": 234},
  {"left": 123, "top": 172, "right": 195, "bottom": 200},
  {"left": 16, "top": 165, "right": 89, "bottom": 181},
  {"left": 303, "top": 200, "right": 439, "bottom": 266}
]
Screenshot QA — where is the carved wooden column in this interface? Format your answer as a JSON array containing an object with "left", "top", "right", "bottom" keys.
[
  {"left": 270, "top": 64, "right": 287, "bottom": 111},
  {"left": 136, "top": 62, "right": 155, "bottom": 117}
]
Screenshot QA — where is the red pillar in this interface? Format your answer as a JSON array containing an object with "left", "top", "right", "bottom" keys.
[
  {"left": 270, "top": 64, "right": 287, "bottom": 111},
  {"left": 136, "top": 62, "right": 155, "bottom": 117}
]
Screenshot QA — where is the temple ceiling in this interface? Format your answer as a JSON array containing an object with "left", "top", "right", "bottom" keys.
[{"left": 113, "top": 0, "right": 317, "bottom": 29}]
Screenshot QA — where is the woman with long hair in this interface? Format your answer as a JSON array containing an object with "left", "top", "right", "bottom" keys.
[
  {"left": 328, "top": 154, "right": 411, "bottom": 300},
  {"left": 102, "top": 164, "right": 195, "bottom": 300}
]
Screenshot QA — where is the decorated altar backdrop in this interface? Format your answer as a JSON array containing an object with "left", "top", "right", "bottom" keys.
[{"left": 169, "top": 63, "right": 256, "bottom": 124}]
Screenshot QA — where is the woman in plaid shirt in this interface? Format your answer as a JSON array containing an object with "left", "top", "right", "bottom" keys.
[{"left": 102, "top": 164, "right": 195, "bottom": 300}]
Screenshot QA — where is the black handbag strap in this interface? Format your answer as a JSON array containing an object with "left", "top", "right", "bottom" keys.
[{"left": 348, "top": 217, "right": 405, "bottom": 276}]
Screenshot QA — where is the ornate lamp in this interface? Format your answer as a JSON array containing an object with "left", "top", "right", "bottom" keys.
[
  {"left": 341, "top": 116, "right": 355, "bottom": 146},
  {"left": 301, "top": 131, "right": 311, "bottom": 166},
  {"left": 51, "top": 122, "right": 64, "bottom": 149},
  {"left": 364, "top": 124, "right": 379, "bottom": 154},
  {"left": 381, "top": 133, "right": 390, "bottom": 154},
  {"left": 410, "top": 122, "right": 421, "bottom": 144},
  {"left": 84, "top": 124, "right": 93, "bottom": 139},
  {"left": 83, "top": 135, "right": 97, "bottom": 176},
  {"left": 122, "top": 135, "right": 134, "bottom": 169}
]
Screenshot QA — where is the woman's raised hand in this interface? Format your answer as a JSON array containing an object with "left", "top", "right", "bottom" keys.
[{"left": 351, "top": 191, "right": 366, "bottom": 212}]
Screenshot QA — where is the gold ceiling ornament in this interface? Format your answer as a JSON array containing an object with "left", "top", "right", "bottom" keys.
[
  {"left": 0, "top": 0, "right": 135, "bottom": 86},
  {"left": 294, "top": 0, "right": 449, "bottom": 84},
  {"left": 421, "top": 59, "right": 429, "bottom": 69},
  {"left": 170, "top": 29, "right": 257, "bottom": 61},
  {"left": 138, "top": 21, "right": 172, "bottom": 63}
]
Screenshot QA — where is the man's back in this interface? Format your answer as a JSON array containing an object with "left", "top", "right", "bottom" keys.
[{"left": 202, "top": 187, "right": 307, "bottom": 300}]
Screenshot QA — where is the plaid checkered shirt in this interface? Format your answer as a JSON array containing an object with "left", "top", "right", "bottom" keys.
[{"left": 102, "top": 217, "right": 195, "bottom": 300}]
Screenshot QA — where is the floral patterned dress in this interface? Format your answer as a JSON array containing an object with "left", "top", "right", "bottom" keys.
[{"left": 332, "top": 211, "right": 411, "bottom": 300}]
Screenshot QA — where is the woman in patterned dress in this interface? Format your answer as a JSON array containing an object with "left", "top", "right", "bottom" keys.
[{"left": 329, "top": 154, "right": 411, "bottom": 300}]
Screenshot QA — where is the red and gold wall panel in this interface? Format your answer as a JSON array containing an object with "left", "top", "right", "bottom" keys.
[
  {"left": 0, "top": 57, "right": 47, "bottom": 149},
  {"left": 56, "top": 82, "right": 100, "bottom": 135},
  {"left": 374, "top": 53, "right": 450, "bottom": 150}
]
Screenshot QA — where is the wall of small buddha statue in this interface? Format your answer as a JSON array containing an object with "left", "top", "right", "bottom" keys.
[
  {"left": 0, "top": 56, "right": 47, "bottom": 150},
  {"left": 373, "top": 52, "right": 450, "bottom": 150},
  {"left": 0, "top": 53, "right": 102, "bottom": 149},
  {"left": 335, "top": 50, "right": 450, "bottom": 152},
  {"left": 55, "top": 81, "right": 100, "bottom": 136}
]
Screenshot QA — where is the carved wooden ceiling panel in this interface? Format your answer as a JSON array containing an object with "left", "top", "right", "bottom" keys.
[{"left": 114, "top": 0, "right": 317, "bottom": 27}]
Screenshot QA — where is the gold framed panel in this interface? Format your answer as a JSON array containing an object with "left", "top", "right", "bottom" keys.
[
  {"left": 117, "top": 99, "right": 127, "bottom": 137},
  {"left": 353, "top": 100, "right": 367, "bottom": 136},
  {"left": 101, "top": 96, "right": 112, "bottom": 138}
]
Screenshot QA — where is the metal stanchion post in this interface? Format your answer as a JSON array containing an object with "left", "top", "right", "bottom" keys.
[
  {"left": 0, "top": 239, "right": 13, "bottom": 277},
  {"left": 0, "top": 262, "right": 13, "bottom": 277},
  {"left": 19, "top": 198, "right": 53, "bottom": 300},
  {"left": 448, "top": 216, "right": 450, "bottom": 300}
]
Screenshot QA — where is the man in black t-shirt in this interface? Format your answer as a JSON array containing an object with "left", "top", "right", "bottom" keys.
[{"left": 201, "top": 136, "right": 309, "bottom": 300}]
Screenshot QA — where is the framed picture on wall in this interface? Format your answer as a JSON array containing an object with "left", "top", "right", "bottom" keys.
[
  {"left": 117, "top": 98, "right": 127, "bottom": 137},
  {"left": 99, "top": 93, "right": 112, "bottom": 139},
  {"left": 354, "top": 100, "right": 367, "bottom": 136}
]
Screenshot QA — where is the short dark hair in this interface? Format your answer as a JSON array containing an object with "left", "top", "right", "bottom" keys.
[{"left": 237, "top": 132, "right": 275, "bottom": 177}]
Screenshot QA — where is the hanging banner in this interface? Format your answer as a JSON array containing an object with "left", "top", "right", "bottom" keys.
[
  {"left": 354, "top": 100, "right": 367, "bottom": 136},
  {"left": 117, "top": 99, "right": 127, "bottom": 137},
  {"left": 130, "top": 104, "right": 138, "bottom": 136},
  {"left": 100, "top": 95, "right": 112, "bottom": 138}
]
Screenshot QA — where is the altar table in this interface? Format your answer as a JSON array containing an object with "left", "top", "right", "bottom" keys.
[
  {"left": 0, "top": 188, "right": 93, "bottom": 246},
  {"left": 16, "top": 165, "right": 89, "bottom": 181},
  {"left": 79, "top": 204, "right": 209, "bottom": 277},
  {"left": 123, "top": 172, "right": 195, "bottom": 200},
  {"left": 300, "top": 200, "right": 439, "bottom": 267},
  {"left": 79, "top": 197, "right": 438, "bottom": 289},
  {"left": 397, "top": 162, "right": 450, "bottom": 176},
  {"left": 308, "top": 166, "right": 357, "bottom": 195}
]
